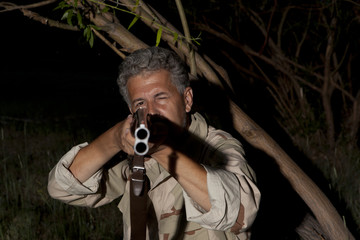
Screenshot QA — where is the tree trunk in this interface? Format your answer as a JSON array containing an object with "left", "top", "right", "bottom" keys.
[{"left": 229, "top": 101, "right": 354, "bottom": 240}]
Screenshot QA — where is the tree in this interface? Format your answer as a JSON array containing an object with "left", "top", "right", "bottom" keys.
[{"left": 1, "top": 0, "right": 358, "bottom": 239}]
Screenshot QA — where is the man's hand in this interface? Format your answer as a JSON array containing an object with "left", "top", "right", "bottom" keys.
[
  {"left": 116, "top": 115, "right": 136, "bottom": 155},
  {"left": 69, "top": 115, "right": 135, "bottom": 183},
  {"left": 145, "top": 114, "right": 212, "bottom": 211},
  {"left": 145, "top": 114, "right": 183, "bottom": 156}
]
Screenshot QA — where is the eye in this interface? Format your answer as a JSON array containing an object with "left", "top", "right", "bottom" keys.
[
  {"left": 156, "top": 94, "right": 169, "bottom": 102},
  {"left": 134, "top": 101, "right": 145, "bottom": 109}
]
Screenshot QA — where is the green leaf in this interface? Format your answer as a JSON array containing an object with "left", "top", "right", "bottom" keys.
[
  {"left": 102, "top": 6, "right": 110, "bottom": 13},
  {"left": 61, "top": 11, "right": 68, "bottom": 21},
  {"left": 66, "top": 10, "right": 73, "bottom": 26},
  {"left": 128, "top": 15, "right": 139, "bottom": 30},
  {"left": 132, "top": 0, "right": 140, "bottom": 12},
  {"left": 191, "top": 32, "right": 202, "bottom": 45},
  {"left": 192, "top": 38, "right": 201, "bottom": 46},
  {"left": 54, "top": 1, "right": 70, "bottom": 10},
  {"left": 89, "top": 32, "right": 94, "bottom": 48},
  {"left": 156, "top": 27, "right": 162, "bottom": 46},
  {"left": 77, "top": 11, "right": 84, "bottom": 29},
  {"left": 83, "top": 26, "right": 90, "bottom": 39},
  {"left": 61, "top": 9, "right": 74, "bottom": 26},
  {"left": 173, "top": 33, "right": 178, "bottom": 43}
]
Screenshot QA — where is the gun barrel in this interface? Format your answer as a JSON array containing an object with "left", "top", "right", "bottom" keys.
[
  {"left": 133, "top": 108, "right": 150, "bottom": 155},
  {"left": 134, "top": 124, "right": 149, "bottom": 155}
]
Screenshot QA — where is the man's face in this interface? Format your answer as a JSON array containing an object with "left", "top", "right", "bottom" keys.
[{"left": 127, "top": 69, "right": 193, "bottom": 128}]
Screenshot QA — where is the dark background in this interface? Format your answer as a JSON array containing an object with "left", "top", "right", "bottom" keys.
[
  {"left": 1, "top": 9, "right": 128, "bottom": 133},
  {"left": 1, "top": 6, "right": 358, "bottom": 239}
]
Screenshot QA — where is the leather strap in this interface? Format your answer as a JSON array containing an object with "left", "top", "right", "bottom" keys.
[
  {"left": 130, "top": 154, "right": 148, "bottom": 240},
  {"left": 131, "top": 154, "right": 146, "bottom": 196}
]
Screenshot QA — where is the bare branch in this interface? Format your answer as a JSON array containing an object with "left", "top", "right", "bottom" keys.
[
  {"left": 21, "top": 9, "right": 79, "bottom": 31},
  {"left": 268, "top": 86, "right": 300, "bottom": 129},
  {"left": 197, "top": 22, "right": 325, "bottom": 94},
  {"left": 259, "top": 0, "right": 277, "bottom": 55},
  {"left": 88, "top": 9, "right": 148, "bottom": 52},
  {"left": 203, "top": 54, "right": 234, "bottom": 93},
  {"left": 0, "top": 0, "right": 57, "bottom": 13},
  {"left": 295, "top": 10, "right": 311, "bottom": 58},
  {"left": 91, "top": 27, "right": 126, "bottom": 59},
  {"left": 175, "top": 0, "right": 196, "bottom": 76},
  {"left": 349, "top": 91, "right": 360, "bottom": 142},
  {"left": 221, "top": 50, "right": 264, "bottom": 82},
  {"left": 277, "top": 6, "right": 293, "bottom": 48},
  {"left": 322, "top": 15, "right": 337, "bottom": 148}
]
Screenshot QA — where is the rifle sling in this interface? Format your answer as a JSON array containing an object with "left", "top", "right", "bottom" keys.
[{"left": 130, "top": 154, "right": 148, "bottom": 240}]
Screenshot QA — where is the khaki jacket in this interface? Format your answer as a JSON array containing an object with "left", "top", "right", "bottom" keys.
[{"left": 48, "top": 113, "right": 261, "bottom": 239}]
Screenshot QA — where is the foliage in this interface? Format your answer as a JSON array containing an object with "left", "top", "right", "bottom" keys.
[{"left": 52, "top": 0, "right": 201, "bottom": 48}]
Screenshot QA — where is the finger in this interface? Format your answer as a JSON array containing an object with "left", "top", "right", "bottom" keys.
[{"left": 124, "top": 126, "right": 135, "bottom": 154}]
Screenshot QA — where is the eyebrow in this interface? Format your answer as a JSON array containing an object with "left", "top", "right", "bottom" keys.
[
  {"left": 131, "top": 91, "right": 170, "bottom": 105},
  {"left": 154, "top": 92, "right": 169, "bottom": 98}
]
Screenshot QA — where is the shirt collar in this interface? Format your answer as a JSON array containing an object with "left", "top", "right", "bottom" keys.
[{"left": 188, "top": 112, "right": 208, "bottom": 141}]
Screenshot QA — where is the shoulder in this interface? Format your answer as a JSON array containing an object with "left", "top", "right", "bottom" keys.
[{"left": 207, "top": 125, "right": 244, "bottom": 155}]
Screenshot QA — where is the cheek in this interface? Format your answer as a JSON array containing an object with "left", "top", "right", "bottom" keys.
[
  {"left": 173, "top": 103, "right": 187, "bottom": 126},
  {"left": 160, "top": 104, "right": 185, "bottom": 126}
]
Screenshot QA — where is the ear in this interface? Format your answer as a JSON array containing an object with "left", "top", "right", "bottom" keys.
[{"left": 183, "top": 87, "right": 193, "bottom": 113}]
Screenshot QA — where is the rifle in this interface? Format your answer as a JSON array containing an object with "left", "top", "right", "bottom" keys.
[
  {"left": 130, "top": 107, "right": 149, "bottom": 240},
  {"left": 130, "top": 107, "right": 150, "bottom": 196}
]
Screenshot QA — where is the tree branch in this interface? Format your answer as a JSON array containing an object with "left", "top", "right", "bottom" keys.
[
  {"left": 91, "top": 27, "right": 126, "bottom": 59},
  {"left": 295, "top": 10, "right": 311, "bottom": 58},
  {"left": 196, "top": 23, "right": 323, "bottom": 94},
  {"left": 175, "top": 0, "right": 196, "bottom": 76},
  {"left": 322, "top": 15, "right": 337, "bottom": 148},
  {"left": 259, "top": 0, "right": 277, "bottom": 55},
  {"left": 277, "top": 6, "right": 293, "bottom": 48},
  {"left": 118, "top": 0, "right": 221, "bottom": 87},
  {"left": 21, "top": 9, "right": 79, "bottom": 31},
  {"left": 0, "top": 0, "right": 57, "bottom": 13}
]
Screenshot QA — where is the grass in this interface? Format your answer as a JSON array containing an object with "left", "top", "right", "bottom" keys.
[{"left": 0, "top": 102, "right": 123, "bottom": 240}]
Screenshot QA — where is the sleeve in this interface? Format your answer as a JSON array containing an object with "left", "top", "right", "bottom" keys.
[
  {"left": 47, "top": 143, "right": 128, "bottom": 208},
  {"left": 183, "top": 133, "right": 261, "bottom": 234}
]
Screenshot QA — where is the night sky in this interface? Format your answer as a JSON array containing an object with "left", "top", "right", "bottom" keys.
[
  {"left": 0, "top": 9, "right": 126, "bottom": 126},
  {"left": 0, "top": 7, "right": 270, "bottom": 129}
]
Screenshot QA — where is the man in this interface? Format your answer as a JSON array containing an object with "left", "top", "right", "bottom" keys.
[{"left": 48, "top": 46, "right": 261, "bottom": 239}]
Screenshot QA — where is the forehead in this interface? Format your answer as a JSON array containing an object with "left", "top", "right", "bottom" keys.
[{"left": 127, "top": 70, "right": 176, "bottom": 93}]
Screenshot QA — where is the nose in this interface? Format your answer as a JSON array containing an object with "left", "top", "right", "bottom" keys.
[{"left": 147, "top": 102, "right": 158, "bottom": 115}]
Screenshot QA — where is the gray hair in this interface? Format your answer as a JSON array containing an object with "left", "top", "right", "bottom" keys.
[{"left": 117, "top": 47, "right": 190, "bottom": 105}]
